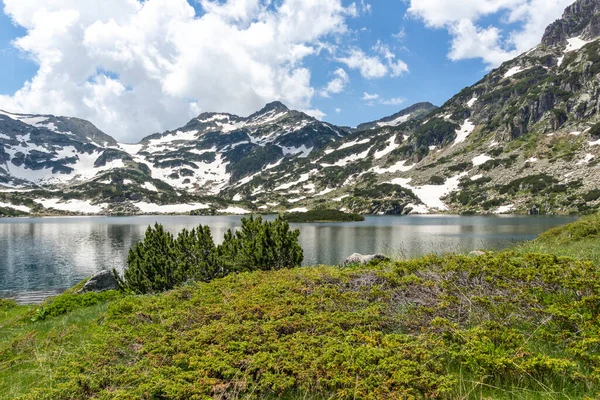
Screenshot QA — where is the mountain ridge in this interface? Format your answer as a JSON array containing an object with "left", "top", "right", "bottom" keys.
[{"left": 1, "top": 0, "right": 600, "bottom": 216}]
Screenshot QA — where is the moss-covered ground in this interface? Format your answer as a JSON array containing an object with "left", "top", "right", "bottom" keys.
[{"left": 2, "top": 214, "right": 600, "bottom": 399}]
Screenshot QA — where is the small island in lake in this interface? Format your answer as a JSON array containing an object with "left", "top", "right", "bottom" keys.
[{"left": 283, "top": 209, "right": 365, "bottom": 223}]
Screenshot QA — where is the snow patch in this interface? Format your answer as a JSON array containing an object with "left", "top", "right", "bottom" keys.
[
  {"left": 333, "top": 194, "right": 350, "bottom": 202},
  {"left": 142, "top": 182, "right": 159, "bottom": 192},
  {"left": 315, "top": 188, "right": 335, "bottom": 197},
  {"left": 136, "top": 202, "right": 209, "bottom": 214},
  {"left": 374, "top": 135, "right": 398, "bottom": 159},
  {"left": 472, "top": 154, "right": 493, "bottom": 166},
  {"left": 232, "top": 193, "right": 243, "bottom": 202},
  {"left": 565, "top": 36, "right": 591, "bottom": 53},
  {"left": 0, "top": 202, "right": 31, "bottom": 213},
  {"left": 322, "top": 147, "right": 372, "bottom": 168},
  {"left": 590, "top": 139, "right": 600, "bottom": 146},
  {"left": 569, "top": 131, "right": 582, "bottom": 136},
  {"left": 337, "top": 138, "right": 370, "bottom": 150},
  {"left": 287, "top": 207, "right": 308, "bottom": 213},
  {"left": 495, "top": 204, "right": 515, "bottom": 214},
  {"left": 471, "top": 174, "right": 483, "bottom": 181},
  {"left": 288, "top": 197, "right": 306, "bottom": 203},
  {"left": 281, "top": 145, "right": 313, "bottom": 158},
  {"left": 390, "top": 173, "right": 468, "bottom": 211},
  {"left": 504, "top": 66, "right": 525, "bottom": 78},
  {"left": 372, "top": 160, "right": 414, "bottom": 174},
  {"left": 527, "top": 157, "right": 539, "bottom": 163},
  {"left": 119, "top": 144, "right": 143, "bottom": 155},
  {"left": 467, "top": 97, "right": 478, "bottom": 108},
  {"left": 36, "top": 198, "right": 107, "bottom": 214},
  {"left": 219, "top": 206, "right": 251, "bottom": 215},
  {"left": 274, "top": 172, "right": 311, "bottom": 191},
  {"left": 377, "top": 113, "right": 412, "bottom": 127},
  {"left": 453, "top": 119, "right": 475, "bottom": 147},
  {"left": 406, "top": 203, "right": 429, "bottom": 214}
]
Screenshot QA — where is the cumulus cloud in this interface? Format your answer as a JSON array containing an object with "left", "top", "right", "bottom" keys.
[
  {"left": 335, "top": 44, "right": 408, "bottom": 79},
  {"left": 320, "top": 68, "right": 350, "bottom": 97},
  {"left": 380, "top": 97, "right": 405, "bottom": 106},
  {"left": 0, "top": 0, "right": 360, "bottom": 142},
  {"left": 407, "top": 0, "right": 573, "bottom": 68},
  {"left": 362, "top": 92, "right": 379, "bottom": 101},
  {"left": 361, "top": 92, "right": 404, "bottom": 106}
]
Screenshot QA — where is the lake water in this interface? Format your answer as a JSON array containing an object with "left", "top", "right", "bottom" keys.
[{"left": 0, "top": 215, "right": 577, "bottom": 304}]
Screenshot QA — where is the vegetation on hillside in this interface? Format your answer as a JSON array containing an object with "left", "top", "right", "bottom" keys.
[
  {"left": 1, "top": 215, "right": 600, "bottom": 399},
  {"left": 283, "top": 209, "right": 365, "bottom": 223}
]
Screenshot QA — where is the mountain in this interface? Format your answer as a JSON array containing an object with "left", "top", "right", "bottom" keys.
[
  {"left": 356, "top": 102, "right": 437, "bottom": 131},
  {"left": 1, "top": 0, "right": 600, "bottom": 216}
]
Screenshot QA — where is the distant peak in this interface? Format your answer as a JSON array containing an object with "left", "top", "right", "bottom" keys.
[{"left": 261, "top": 101, "right": 289, "bottom": 113}]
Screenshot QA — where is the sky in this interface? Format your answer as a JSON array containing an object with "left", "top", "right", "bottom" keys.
[{"left": 0, "top": 0, "right": 574, "bottom": 142}]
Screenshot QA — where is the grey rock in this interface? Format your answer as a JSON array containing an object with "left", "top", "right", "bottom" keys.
[
  {"left": 344, "top": 253, "right": 388, "bottom": 265},
  {"left": 79, "top": 270, "right": 117, "bottom": 293}
]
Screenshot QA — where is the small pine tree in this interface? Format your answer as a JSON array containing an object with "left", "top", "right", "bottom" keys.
[
  {"left": 218, "top": 215, "right": 303, "bottom": 272},
  {"left": 174, "top": 225, "right": 218, "bottom": 282},
  {"left": 115, "top": 223, "right": 178, "bottom": 294}
]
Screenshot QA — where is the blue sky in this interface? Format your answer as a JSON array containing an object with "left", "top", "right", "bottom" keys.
[{"left": 0, "top": 0, "right": 572, "bottom": 141}]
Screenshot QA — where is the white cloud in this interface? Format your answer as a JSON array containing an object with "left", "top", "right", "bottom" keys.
[
  {"left": 362, "top": 92, "right": 379, "bottom": 101},
  {"left": 335, "top": 107, "right": 342, "bottom": 113},
  {"left": 407, "top": 0, "right": 573, "bottom": 68},
  {"left": 0, "top": 0, "right": 359, "bottom": 142},
  {"left": 392, "top": 28, "right": 406, "bottom": 41},
  {"left": 362, "top": 92, "right": 404, "bottom": 106},
  {"left": 335, "top": 44, "right": 408, "bottom": 79},
  {"left": 336, "top": 48, "right": 388, "bottom": 79},
  {"left": 380, "top": 97, "right": 405, "bottom": 106},
  {"left": 320, "top": 68, "right": 349, "bottom": 97},
  {"left": 304, "top": 108, "right": 326, "bottom": 120}
]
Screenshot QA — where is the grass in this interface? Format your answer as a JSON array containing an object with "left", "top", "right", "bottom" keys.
[
  {"left": 1, "top": 214, "right": 600, "bottom": 399},
  {"left": 516, "top": 213, "right": 600, "bottom": 264}
]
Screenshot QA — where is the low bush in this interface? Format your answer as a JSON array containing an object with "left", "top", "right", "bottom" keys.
[
  {"left": 29, "top": 290, "right": 120, "bottom": 321},
  {"left": 116, "top": 216, "right": 304, "bottom": 294}
]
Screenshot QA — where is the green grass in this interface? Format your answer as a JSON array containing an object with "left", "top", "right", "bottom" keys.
[
  {"left": 516, "top": 213, "right": 600, "bottom": 264},
  {"left": 1, "top": 215, "right": 600, "bottom": 399}
]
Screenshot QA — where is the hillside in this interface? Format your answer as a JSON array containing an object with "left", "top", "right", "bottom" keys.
[
  {"left": 2, "top": 0, "right": 600, "bottom": 216},
  {"left": 2, "top": 214, "right": 600, "bottom": 399}
]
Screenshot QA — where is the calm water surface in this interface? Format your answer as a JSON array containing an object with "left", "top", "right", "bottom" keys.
[{"left": 0, "top": 215, "right": 577, "bottom": 303}]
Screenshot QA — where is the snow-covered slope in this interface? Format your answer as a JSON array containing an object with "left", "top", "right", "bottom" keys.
[{"left": 0, "top": 110, "right": 132, "bottom": 188}]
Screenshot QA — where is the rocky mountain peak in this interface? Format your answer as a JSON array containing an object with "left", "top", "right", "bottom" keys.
[
  {"left": 261, "top": 101, "right": 289, "bottom": 112},
  {"left": 542, "top": 0, "right": 600, "bottom": 46},
  {"left": 356, "top": 102, "right": 438, "bottom": 131}
]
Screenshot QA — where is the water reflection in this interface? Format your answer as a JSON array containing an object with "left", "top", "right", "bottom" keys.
[{"left": 0, "top": 215, "right": 577, "bottom": 303}]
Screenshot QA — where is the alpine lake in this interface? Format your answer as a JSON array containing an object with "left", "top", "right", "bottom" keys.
[{"left": 0, "top": 214, "right": 577, "bottom": 303}]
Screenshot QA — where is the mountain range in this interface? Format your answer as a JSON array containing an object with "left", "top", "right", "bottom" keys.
[{"left": 1, "top": 0, "right": 600, "bottom": 217}]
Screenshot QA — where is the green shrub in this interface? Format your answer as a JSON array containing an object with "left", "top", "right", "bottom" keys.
[
  {"left": 117, "top": 224, "right": 218, "bottom": 294},
  {"left": 583, "top": 189, "right": 600, "bottom": 202},
  {"left": 589, "top": 123, "right": 600, "bottom": 139},
  {"left": 30, "top": 291, "right": 120, "bottom": 322},
  {"left": 283, "top": 209, "right": 364, "bottom": 222},
  {"left": 429, "top": 175, "right": 446, "bottom": 185},
  {"left": 116, "top": 217, "right": 303, "bottom": 294},
  {"left": 218, "top": 215, "right": 303, "bottom": 273}
]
